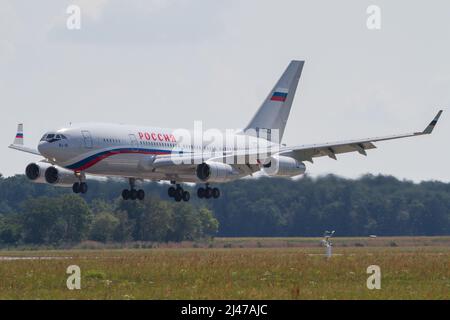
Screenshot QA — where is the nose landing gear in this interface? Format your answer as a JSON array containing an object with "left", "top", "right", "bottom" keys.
[
  {"left": 72, "top": 182, "right": 88, "bottom": 194},
  {"left": 72, "top": 172, "right": 88, "bottom": 194}
]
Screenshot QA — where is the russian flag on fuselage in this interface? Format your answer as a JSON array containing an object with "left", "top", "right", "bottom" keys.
[{"left": 270, "top": 88, "right": 288, "bottom": 102}]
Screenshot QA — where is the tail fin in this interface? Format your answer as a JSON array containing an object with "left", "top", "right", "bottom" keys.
[
  {"left": 9, "top": 123, "right": 41, "bottom": 156},
  {"left": 244, "top": 60, "right": 304, "bottom": 142},
  {"left": 14, "top": 124, "right": 24, "bottom": 145}
]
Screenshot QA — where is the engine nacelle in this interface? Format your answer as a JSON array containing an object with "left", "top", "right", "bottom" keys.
[
  {"left": 262, "top": 156, "right": 306, "bottom": 177},
  {"left": 196, "top": 162, "right": 237, "bottom": 183},
  {"left": 44, "top": 166, "right": 78, "bottom": 187},
  {"left": 25, "top": 162, "right": 52, "bottom": 184}
]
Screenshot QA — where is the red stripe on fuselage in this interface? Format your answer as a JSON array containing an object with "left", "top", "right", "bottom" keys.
[{"left": 73, "top": 150, "right": 169, "bottom": 171}]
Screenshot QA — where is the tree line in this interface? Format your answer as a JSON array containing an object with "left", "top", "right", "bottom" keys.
[
  {"left": 211, "top": 174, "right": 450, "bottom": 237},
  {"left": 0, "top": 173, "right": 449, "bottom": 245},
  {"left": 0, "top": 176, "right": 218, "bottom": 245}
]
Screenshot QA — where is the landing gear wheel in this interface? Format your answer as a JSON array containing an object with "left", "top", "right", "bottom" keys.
[
  {"left": 121, "top": 178, "right": 144, "bottom": 201},
  {"left": 175, "top": 187, "right": 183, "bottom": 198},
  {"left": 197, "top": 187, "right": 205, "bottom": 198},
  {"left": 169, "top": 184, "right": 189, "bottom": 202},
  {"left": 205, "top": 187, "right": 212, "bottom": 199},
  {"left": 72, "top": 182, "right": 80, "bottom": 194},
  {"left": 168, "top": 186, "right": 176, "bottom": 197},
  {"left": 122, "top": 189, "right": 130, "bottom": 200},
  {"left": 137, "top": 189, "right": 145, "bottom": 201},
  {"left": 212, "top": 187, "right": 220, "bottom": 199},
  {"left": 79, "top": 182, "right": 88, "bottom": 194},
  {"left": 182, "top": 191, "right": 190, "bottom": 202}
]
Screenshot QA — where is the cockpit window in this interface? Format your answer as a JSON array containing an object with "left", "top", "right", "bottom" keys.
[{"left": 41, "top": 132, "right": 68, "bottom": 143}]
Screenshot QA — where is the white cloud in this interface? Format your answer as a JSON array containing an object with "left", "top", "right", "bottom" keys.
[
  {"left": 0, "top": 2, "right": 20, "bottom": 62},
  {"left": 75, "top": 0, "right": 109, "bottom": 21}
]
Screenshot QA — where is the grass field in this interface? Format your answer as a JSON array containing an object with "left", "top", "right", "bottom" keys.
[{"left": 0, "top": 237, "right": 449, "bottom": 299}]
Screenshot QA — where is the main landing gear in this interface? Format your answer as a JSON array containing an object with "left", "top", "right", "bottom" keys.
[
  {"left": 197, "top": 184, "right": 220, "bottom": 199},
  {"left": 122, "top": 178, "right": 145, "bottom": 201},
  {"left": 167, "top": 183, "right": 220, "bottom": 202},
  {"left": 168, "top": 184, "right": 190, "bottom": 202}
]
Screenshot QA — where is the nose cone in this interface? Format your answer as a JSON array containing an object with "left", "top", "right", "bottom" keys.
[{"left": 38, "top": 141, "right": 51, "bottom": 158}]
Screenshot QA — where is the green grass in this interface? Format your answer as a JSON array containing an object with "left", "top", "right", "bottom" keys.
[{"left": 0, "top": 238, "right": 449, "bottom": 299}]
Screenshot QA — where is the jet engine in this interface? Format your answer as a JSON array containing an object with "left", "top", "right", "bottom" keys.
[
  {"left": 262, "top": 155, "right": 306, "bottom": 177},
  {"left": 44, "top": 166, "right": 78, "bottom": 187},
  {"left": 196, "top": 162, "right": 237, "bottom": 183},
  {"left": 25, "top": 162, "right": 52, "bottom": 184}
]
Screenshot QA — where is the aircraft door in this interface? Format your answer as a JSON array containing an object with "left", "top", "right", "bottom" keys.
[
  {"left": 129, "top": 134, "right": 138, "bottom": 151},
  {"left": 81, "top": 130, "right": 93, "bottom": 148}
]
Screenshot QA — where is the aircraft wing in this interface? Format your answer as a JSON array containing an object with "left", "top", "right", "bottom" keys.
[
  {"left": 8, "top": 124, "right": 41, "bottom": 156},
  {"left": 279, "top": 110, "right": 443, "bottom": 162},
  {"left": 150, "top": 110, "right": 443, "bottom": 173},
  {"left": 9, "top": 144, "right": 41, "bottom": 156}
]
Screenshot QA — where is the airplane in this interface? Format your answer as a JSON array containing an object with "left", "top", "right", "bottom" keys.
[{"left": 8, "top": 60, "right": 443, "bottom": 202}]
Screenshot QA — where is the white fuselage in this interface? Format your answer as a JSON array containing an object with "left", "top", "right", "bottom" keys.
[{"left": 37, "top": 123, "right": 276, "bottom": 183}]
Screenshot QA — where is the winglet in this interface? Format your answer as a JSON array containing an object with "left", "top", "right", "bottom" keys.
[
  {"left": 13, "top": 123, "right": 24, "bottom": 145},
  {"left": 422, "top": 110, "right": 443, "bottom": 134}
]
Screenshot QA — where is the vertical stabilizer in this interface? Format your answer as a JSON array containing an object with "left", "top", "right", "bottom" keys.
[
  {"left": 244, "top": 60, "right": 304, "bottom": 141},
  {"left": 14, "top": 124, "right": 24, "bottom": 145}
]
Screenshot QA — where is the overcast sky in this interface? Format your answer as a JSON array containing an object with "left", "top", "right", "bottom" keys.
[{"left": 1, "top": 0, "right": 449, "bottom": 181}]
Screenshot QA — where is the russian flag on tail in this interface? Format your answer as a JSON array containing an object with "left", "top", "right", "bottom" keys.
[
  {"left": 270, "top": 88, "right": 288, "bottom": 102},
  {"left": 13, "top": 124, "right": 24, "bottom": 145}
]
